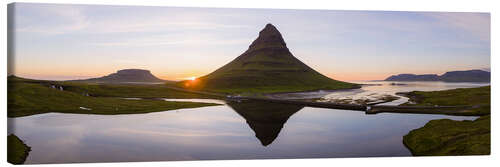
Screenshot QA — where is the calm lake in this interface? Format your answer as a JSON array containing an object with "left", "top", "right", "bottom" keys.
[{"left": 8, "top": 81, "right": 489, "bottom": 164}]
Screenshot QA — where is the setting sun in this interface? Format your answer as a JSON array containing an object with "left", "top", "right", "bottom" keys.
[{"left": 188, "top": 76, "right": 197, "bottom": 81}]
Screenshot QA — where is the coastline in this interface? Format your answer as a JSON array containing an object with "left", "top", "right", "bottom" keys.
[{"left": 400, "top": 86, "right": 490, "bottom": 156}]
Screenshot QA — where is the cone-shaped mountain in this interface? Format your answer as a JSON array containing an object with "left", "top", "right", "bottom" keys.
[{"left": 180, "top": 23, "right": 358, "bottom": 93}]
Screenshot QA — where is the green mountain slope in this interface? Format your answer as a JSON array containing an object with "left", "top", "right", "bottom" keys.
[{"left": 179, "top": 24, "right": 358, "bottom": 94}]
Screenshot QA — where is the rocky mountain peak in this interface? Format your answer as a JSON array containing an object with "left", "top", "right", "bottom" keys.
[{"left": 248, "top": 23, "right": 287, "bottom": 50}]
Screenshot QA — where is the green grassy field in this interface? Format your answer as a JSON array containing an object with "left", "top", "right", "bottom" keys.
[
  {"left": 7, "top": 134, "right": 31, "bottom": 164},
  {"left": 401, "top": 86, "right": 490, "bottom": 115},
  {"left": 59, "top": 82, "right": 219, "bottom": 99},
  {"left": 403, "top": 116, "right": 490, "bottom": 156},
  {"left": 10, "top": 76, "right": 219, "bottom": 99},
  {"left": 8, "top": 76, "right": 220, "bottom": 117},
  {"left": 401, "top": 86, "right": 490, "bottom": 156}
]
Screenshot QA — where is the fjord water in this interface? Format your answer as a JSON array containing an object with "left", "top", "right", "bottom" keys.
[{"left": 8, "top": 81, "right": 487, "bottom": 164}]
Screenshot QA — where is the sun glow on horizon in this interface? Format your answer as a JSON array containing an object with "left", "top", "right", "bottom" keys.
[{"left": 183, "top": 76, "right": 201, "bottom": 88}]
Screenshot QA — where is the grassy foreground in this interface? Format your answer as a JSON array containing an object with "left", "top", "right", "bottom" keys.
[
  {"left": 401, "top": 86, "right": 490, "bottom": 116},
  {"left": 8, "top": 134, "right": 31, "bottom": 164},
  {"left": 9, "top": 76, "right": 218, "bottom": 99},
  {"left": 402, "top": 86, "right": 490, "bottom": 156},
  {"left": 8, "top": 76, "right": 220, "bottom": 117},
  {"left": 403, "top": 116, "right": 490, "bottom": 156},
  {"left": 60, "top": 82, "right": 219, "bottom": 99}
]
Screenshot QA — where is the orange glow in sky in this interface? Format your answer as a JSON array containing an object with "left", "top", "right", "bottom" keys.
[{"left": 9, "top": 4, "right": 490, "bottom": 82}]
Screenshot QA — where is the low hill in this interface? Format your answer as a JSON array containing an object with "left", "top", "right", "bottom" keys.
[
  {"left": 385, "top": 70, "right": 490, "bottom": 82},
  {"left": 440, "top": 70, "right": 490, "bottom": 82},
  {"left": 74, "top": 69, "right": 167, "bottom": 83},
  {"left": 178, "top": 24, "right": 358, "bottom": 94},
  {"left": 385, "top": 74, "right": 439, "bottom": 81}
]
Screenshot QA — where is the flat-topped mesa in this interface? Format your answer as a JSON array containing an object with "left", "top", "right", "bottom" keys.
[
  {"left": 247, "top": 23, "right": 287, "bottom": 51},
  {"left": 116, "top": 69, "right": 151, "bottom": 75},
  {"left": 76, "top": 69, "right": 166, "bottom": 83}
]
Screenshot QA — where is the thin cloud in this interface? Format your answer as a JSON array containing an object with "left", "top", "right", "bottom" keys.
[
  {"left": 15, "top": 4, "right": 90, "bottom": 35},
  {"left": 423, "top": 12, "right": 490, "bottom": 41},
  {"left": 90, "top": 35, "right": 250, "bottom": 47},
  {"left": 14, "top": 3, "right": 251, "bottom": 35},
  {"left": 12, "top": 4, "right": 490, "bottom": 81},
  {"left": 89, "top": 21, "right": 251, "bottom": 34}
]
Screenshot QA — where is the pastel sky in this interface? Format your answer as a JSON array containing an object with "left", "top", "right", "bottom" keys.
[{"left": 9, "top": 3, "right": 490, "bottom": 81}]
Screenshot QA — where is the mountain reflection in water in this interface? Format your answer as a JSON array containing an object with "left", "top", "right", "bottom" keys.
[
  {"left": 228, "top": 101, "right": 304, "bottom": 146},
  {"left": 10, "top": 97, "right": 478, "bottom": 163}
]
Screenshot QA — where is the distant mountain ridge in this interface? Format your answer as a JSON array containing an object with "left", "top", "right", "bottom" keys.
[
  {"left": 385, "top": 70, "right": 490, "bottom": 82},
  {"left": 178, "top": 23, "right": 358, "bottom": 93},
  {"left": 74, "top": 69, "right": 166, "bottom": 83}
]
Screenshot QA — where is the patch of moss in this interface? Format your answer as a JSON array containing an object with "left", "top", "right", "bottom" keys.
[
  {"left": 403, "top": 116, "right": 490, "bottom": 156},
  {"left": 7, "top": 134, "right": 31, "bottom": 164}
]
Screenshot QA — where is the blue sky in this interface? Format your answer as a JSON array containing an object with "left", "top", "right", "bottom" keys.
[{"left": 9, "top": 3, "right": 490, "bottom": 81}]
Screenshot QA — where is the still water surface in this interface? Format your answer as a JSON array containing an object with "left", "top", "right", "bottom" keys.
[{"left": 8, "top": 81, "right": 487, "bottom": 164}]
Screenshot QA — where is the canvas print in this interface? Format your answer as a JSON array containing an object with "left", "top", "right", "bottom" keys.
[{"left": 7, "top": 3, "right": 491, "bottom": 164}]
